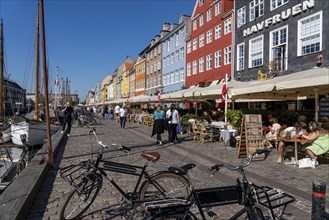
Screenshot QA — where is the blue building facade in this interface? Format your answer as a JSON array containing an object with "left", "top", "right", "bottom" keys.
[{"left": 162, "top": 15, "right": 190, "bottom": 94}]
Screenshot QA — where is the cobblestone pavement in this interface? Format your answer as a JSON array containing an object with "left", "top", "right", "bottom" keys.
[{"left": 26, "top": 119, "right": 329, "bottom": 220}]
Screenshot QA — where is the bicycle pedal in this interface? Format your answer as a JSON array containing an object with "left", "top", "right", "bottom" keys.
[{"left": 207, "top": 210, "right": 217, "bottom": 217}]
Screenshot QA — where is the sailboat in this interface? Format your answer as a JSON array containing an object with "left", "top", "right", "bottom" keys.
[
  {"left": 0, "top": 20, "right": 11, "bottom": 144},
  {"left": 10, "top": 2, "right": 57, "bottom": 146}
]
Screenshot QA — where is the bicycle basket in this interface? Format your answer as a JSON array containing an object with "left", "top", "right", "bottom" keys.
[
  {"left": 60, "top": 162, "right": 100, "bottom": 195},
  {"left": 253, "top": 185, "right": 295, "bottom": 209}
]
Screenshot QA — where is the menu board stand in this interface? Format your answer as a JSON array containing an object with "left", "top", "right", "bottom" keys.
[{"left": 237, "top": 114, "right": 265, "bottom": 160}]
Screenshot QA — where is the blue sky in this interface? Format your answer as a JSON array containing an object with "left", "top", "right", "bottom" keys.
[{"left": 0, "top": 0, "right": 195, "bottom": 101}]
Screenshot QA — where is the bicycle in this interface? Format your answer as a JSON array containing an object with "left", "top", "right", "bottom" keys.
[
  {"left": 59, "top": 128, "right": 191, "bottom": 220},
  {"left": 144, "top": 148, "right": 296, "bottom": 220}
]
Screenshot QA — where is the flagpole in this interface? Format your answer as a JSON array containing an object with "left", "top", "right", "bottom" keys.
[{"left": 224, "top": 73, "right": 228, "bottom": 124}]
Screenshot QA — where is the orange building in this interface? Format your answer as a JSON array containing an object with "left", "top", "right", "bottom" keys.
[{"left": 134, "top": 47, "right": 148, "bottom": 96}]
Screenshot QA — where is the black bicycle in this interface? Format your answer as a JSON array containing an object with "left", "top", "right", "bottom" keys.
[
  {"left": 59, "top": 128, "right": 190, "bottom": 220},
  {"left": 144, "top": 149, "right": 296, "bottom": 220}
]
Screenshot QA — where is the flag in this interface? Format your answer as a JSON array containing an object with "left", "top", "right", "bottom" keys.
[
  {"left": 127, "top": 96, "right": 131, "bottom": 105},
  {"left": 221, "top": 83, "right": 227, "bottom": 103}
]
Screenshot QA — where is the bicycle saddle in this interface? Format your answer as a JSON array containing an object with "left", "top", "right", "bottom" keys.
[
  {"left": 141, "top": 152, "right": 160, "bottom": 162},
  {"left": 168, "top": 163, "right": 196, "bottom": 175}
]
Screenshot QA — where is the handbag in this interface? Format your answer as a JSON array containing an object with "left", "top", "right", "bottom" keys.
[{"left": 298, "top": 158, "right": 313, "bottom": 168}]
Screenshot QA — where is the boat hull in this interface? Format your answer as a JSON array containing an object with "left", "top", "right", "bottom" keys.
[
  {"left": 11, "top": 121, "right": 57, "bottom": 146},
  {"left": 0, "top": 128, "right": 11, "bottom": 144}
]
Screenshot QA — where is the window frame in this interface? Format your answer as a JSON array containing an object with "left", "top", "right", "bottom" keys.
[
  {"left": 249, "top": 35, "right": 264, "bottom": 68},
  {"left": 192, "top": 60, "right": 198, "bottom": 75},
  {"left": 215, "top": 2, "right": 221, "bottom": 16},
  {"left": 214, "top": 50, "right": 222, "bottom": 68},
  {"left": 224, "top": 18, "right": 232, "bottom": 35},
  {"left": 207, "top": 8, "right": 212, "bottom": 22},
  {"left": 237, "top": 6, "right": 246, "bottom": 28},
  {"left": 199, "top": 14, "right": 204, "bottom": 26},
  {"left": 269, "top": 25, "right": 288, "bottom": 71},
  {"left": 237, "top": 43, "right": 245, "bottom": 71},
  {"left": 250, "top": 0, "right": 264, "bottom": 21},
  {"left": 206, "top": 54, "right": 213, "bottom": 70},
  {"left": 270, "top": 0, "right": 288, "bottom": 11},
  {"left": 215, "top": 24, "right": 221, "bottom": 40},
  {"left": 206, "top": 29, "right": 213, "bottom": 44},
  {"left": 199, "top": 57, "right": 205, "bottom": 73}
]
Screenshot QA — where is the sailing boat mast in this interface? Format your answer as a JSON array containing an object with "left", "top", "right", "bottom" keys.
[
  {"left": 0, "top": 19, "right": 4, "bottom": 118},
  {"left": 34, "top": 2, "right": 40, "bottom": 120},
  {"left": 39, "top": 0, "right": 53, "bottom": 166}
]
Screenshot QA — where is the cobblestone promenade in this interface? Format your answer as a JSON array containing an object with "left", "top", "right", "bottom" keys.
[{"left": 26, "top": 119, "right": 329, "bottom": 220}]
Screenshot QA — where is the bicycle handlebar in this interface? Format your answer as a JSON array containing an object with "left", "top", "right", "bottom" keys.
[
  {"left": 209, "top": 148, "right": 271, "bottom": 172},
  {"left": 90, "top": 128, "right": 131, "bottom": 152}
]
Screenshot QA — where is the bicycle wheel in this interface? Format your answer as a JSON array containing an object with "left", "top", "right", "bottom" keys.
[
  {"left": 59, "top": 174, "right": 102, "bottom": 220},
  {"left": 139, "top": 172, "right": 190, "bottom": 202},
  {"left": 71, "top": 119, "right": 80, "bottom": 128}
]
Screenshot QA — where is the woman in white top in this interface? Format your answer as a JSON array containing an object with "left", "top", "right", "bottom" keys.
[{"left": 166, "top": 104, "right": 179, "bottom": 144}]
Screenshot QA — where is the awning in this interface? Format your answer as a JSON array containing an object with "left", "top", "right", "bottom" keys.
[
  {"left": 229, "top": 68, "right": 329, "bottom": 99},
  {"left": 130, "top": 95, "right": 151, "bottom": 103}
]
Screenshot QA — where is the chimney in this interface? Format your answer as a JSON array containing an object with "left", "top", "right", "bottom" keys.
[
  {"left": 179, "top": 15, "right": 191, "bottom": 24},
  {"left": 162, "top": 22, "right": 171, "bottom": 31},
  {"left": 155, "top": 35, "right": 160, "bottom": 42}
]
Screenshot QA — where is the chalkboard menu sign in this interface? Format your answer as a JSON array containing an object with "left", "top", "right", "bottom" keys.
[{"left": 237, "top": 114, "right": 265, "bottom": 160}]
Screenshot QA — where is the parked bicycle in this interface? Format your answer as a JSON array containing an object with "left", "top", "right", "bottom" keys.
[
  {"left": 145, "top": 149, "right": 296, "bottom": 220},
  {"left": 59, "top": 128, "right": 190, "bottom": 220},
  {"left": 72, "top": 113, "right": 99, "bottom": 128}
]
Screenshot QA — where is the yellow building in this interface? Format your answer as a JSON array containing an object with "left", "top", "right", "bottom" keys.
[
  {"left": 121, "top": 63, "right": 135, "bottom": 99},
  {"left": 101, "top": 74, "right": 112, "bottom": 104},
  {"left": 111, "top": 74, "right": 117, "bottom": 101}
]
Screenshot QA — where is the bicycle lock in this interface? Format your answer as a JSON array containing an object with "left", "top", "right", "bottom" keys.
[{"left": 312, "top": 179, "right": 329, "bottom": 220}]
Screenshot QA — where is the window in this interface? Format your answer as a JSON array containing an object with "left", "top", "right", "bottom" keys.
[
  {"left": 193, "top": 38, "right": 198, "bottom": 51},
  {"left": 180, "top": 69, "right": 184, "bottom": 81},
  {"left": 171, "top": 53, "right": 174, "bottom": 64},
  {"left": 175, "top": 50, "right": 179, "bottom": 62},
  {"left": 163, "top": 58, "right": 166, "bottom": 67},
  {"left": 146, "top": 67, "right": 149, "bottom": 75},
  {"left": 150, "top": 66, "right": 153, "bottom": 74},
  {"left": 193, "top": 19, "right": 198, "bottom": 31},
  {"left": 187, "top": 63, "right": 191, "bottom": 76},
  {"left": 158, "top": 45, "right": 161, "bottom": 55},
  {"left": 199, "top": 34, "right": 205, "bottom": 47},
  {"left": 167, "top": 55, "right": 170, "bottom": 66},
  {"left": 154, "top": 77, "right": 156, "bottom": 87},
  {"left": 215, "top": 50, "right": 221, "bottom": 68},
  {"left": 154, "top": 48, "right": 157, "bottom": 57},
  {"left": 154, "top": 64, "right": 157, "bottom": 72},
  {"left": 175, "top": 34, "right": 179, "bottom": 47},
  {"left": 224, "top": 46, "right": 231, "bottom": 65},
  {"left": 199, "top": 57, "right": 204, "bottom": 72},
  {"left": 150, "top": 78, "right": 153, "bottom": 88},
  {"left": 271, "top": 0, "right": 288, "bottom": 10},
  {"left": 249, "top": 35, "right": 263, "bottom": 68},
  {"left": 206, "top": 29, "right": 213, "bottom": 43},
  {"left": 250, "top": 0, "right": 264, "bottom": 21},
  {"left": 207, "top": 9, "right": 212, "bottom": 21},
  {"left": 171, "top": 72, "right": 174, "bottom": 84},
  {"left": 199, "top": 14, "right": 204, "bottom": 26},
  {"left": 192, "top": 60, "right": 198, "bottom": 75},
  {"left": 270, "top": 26, "right": 288, "bottom": 71},
  {"left": 150, "top": 51, "right": 153, "bottom": 59},
  {"left": 167, "top": 74, "right": 170, "bottom": 85},
  {"left": 163, "top": 74, "right": 167, "bottom": 85},
  {"left": 298, "top": 11, "right": 322, "bottom": 56},
  {"left": 163, "top": 43, "right": 166, "bottom": 52},
  {"left": 206, "top": 54, "right": 212, "bottom": 70},
  {"left": 157, "top": 61, "right": 161, "bottom": 70},
  {"left": 158, "top": 75, "right": 161, "bottom": 86},
  {"left": 167, "top": 40, "right": 170, "bottom": 52},
  {"left": 199, "top": 0, "right": 204, "bottom": 6},
  {"left": 224, "top": 18, "right": 232, "bottom": 35},
  {"left": 146, "top": 54, "right": 149, "bottom": 61},
  {"left": 146, "top": 78, "right": 149, "bottom": 88},
  {"left": 237, "top": 6, "right": 246, "bottom": 27},
  {"left": 215, "top": 25, "right": 221, "bottom": 39},
  {"left": 180, "top": 48, "right": 184, "bottom": 60},
  {"left": 175, "top": 70, "right": 179, "bottom": 83},
  {"left": 215, "top": 2, "right": 221, "bottom": 16},
  {"left": 237, "top": 43, "right": 244, "bottom": 71},
  {"left": 187, "top": 41, "right": 191, "bottom": 53}
]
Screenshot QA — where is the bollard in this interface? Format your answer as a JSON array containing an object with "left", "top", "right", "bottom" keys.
[{"left": 312, "top": 180, "right": 327, "bottom": 220}]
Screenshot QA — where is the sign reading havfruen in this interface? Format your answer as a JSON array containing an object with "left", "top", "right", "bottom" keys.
[{"left": 243, "top": 0, "right": 315, "bottom": 37}]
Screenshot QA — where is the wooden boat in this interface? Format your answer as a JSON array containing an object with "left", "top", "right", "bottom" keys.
[{"left": 0, "top": 127, "right": 11, "bottom": 144}]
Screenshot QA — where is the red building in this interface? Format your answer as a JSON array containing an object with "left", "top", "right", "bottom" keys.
[{"left": 186, "top": 0, "right": 234, "bottom": 87}]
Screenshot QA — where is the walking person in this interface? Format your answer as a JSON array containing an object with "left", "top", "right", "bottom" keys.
[
  {"left": 109, "top": 108, "right": 114, "bottom": 120},
  {"left": 152, "top": 105, "right": 165, "bottom": 145},
  {"left": 166, "top": 104, "right": 179, "bottom": 144},
  {"left": 115, "top": 104, "right": 120, "bottom": 123},
  {"left": 119, "top": 105, "right": 127, "bottom": 128},
  {"left": 101, "top": 106, "right": 106, "bottom": 120},
  {"left": 61, "top": 101, "right": 74, "bottom": 137}
]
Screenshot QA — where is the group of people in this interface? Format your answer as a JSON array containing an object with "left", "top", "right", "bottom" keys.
[
  {"left": 152, "top": 104, "right": 181, "bottom": 145},
  {"left": 263, "top": 115, "right": 329, "bottom": 167}
]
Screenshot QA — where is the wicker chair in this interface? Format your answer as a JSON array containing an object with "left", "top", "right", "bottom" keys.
[
  {"left": 199, "top": 124, "right": 213, "bottom": 144},
  {"left": 191, "top": 123, "right": 201, "bottom": 141}
]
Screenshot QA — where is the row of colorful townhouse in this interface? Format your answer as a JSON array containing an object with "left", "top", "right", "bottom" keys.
[{"left": 86, "top": 0, "right": 328, "bottom": 117}]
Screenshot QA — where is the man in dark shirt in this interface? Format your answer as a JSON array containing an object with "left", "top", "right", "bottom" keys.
[{"left": 61, "top": 102, "right": 74, "bottom": 137}]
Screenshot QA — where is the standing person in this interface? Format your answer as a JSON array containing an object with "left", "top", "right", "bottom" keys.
[
  {"left": 115, "top": 104, "right": 120, "bottom": 123},
  {"left": 166, "top": 104, "right": 179, "bottom": 144},
  {"left": 61, "top": 101, "right": 74, "bottom": 137},
  {"left": 101, "top": 106, "right": 106, "bottom": 120},
  {"left": 152, "top": 105, "right": 165, "bottom": 145},
  {"left": 109, "top": 108, "right": 114, "bottom": 120},
  {"left": 119, "top": 105, "right": 127, "bottom": 128}
]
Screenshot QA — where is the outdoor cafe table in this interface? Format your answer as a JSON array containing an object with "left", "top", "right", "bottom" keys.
[{"left": 282, "top": 137, "right": 309, "bottom": 166}]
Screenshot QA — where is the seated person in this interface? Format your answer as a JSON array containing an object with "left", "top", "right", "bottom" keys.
[
  {"left": 265, "top": 118, "right": 281, "bottom": 148},
  {"left": 302, "top": 121, "right": 329, "bottom": 167},
  {"left": 277, "top": 122, "right": 303, "bottom": 164},
  {"left": 200, "top": 111, "right": 212, "bottom": 124}
]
